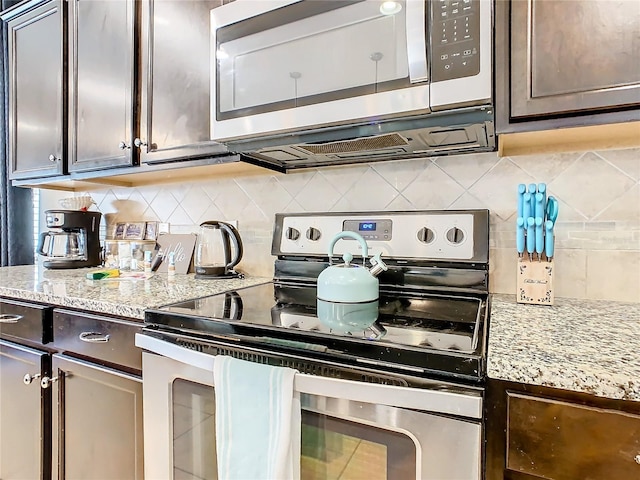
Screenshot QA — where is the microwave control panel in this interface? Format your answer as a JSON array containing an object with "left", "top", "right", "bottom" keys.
[{"left": 431, "top": 0, "right": 481, "bottom": 82}]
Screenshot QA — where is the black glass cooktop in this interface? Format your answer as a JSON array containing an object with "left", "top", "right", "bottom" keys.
[{"left": 145, "top": 282, "right": 489, "bottom": 382}]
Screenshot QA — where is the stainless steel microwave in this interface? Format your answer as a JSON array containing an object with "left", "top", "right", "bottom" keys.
[{"left": 210, "top": 0, "right": 494, "bottom": 171}]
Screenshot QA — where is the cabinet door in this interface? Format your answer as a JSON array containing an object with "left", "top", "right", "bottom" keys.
[
  {"left": 68, "top": 0, "right": 136, "bottom": 172},
  {"left": 0, "top": 340, "right": 51, "bottom": 480},
  {"left": 51, "top": 354, "right": 143, "bottom": 480},
  {"left": 137, "top": 0, "right": 229, "bottom": 164},
  {"left": 5, "top": 0, "right": 65, "bottom": 180},
  {"left": 510, "top": 0, "right": 640, "bottom": 119},
  {"left": 506, "top": 392, "right": 640, "bottom": 479}
]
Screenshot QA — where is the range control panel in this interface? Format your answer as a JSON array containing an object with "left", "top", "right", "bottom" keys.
[
  {"left": 275, "top": 211, "right": 488, "bottom": 262},
  {"left": 431, "top": 0, "right": 480, "bottom": 82}
]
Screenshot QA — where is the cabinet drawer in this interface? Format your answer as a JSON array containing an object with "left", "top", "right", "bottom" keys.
[
  {"left": 52, "top": 309, "right": 142, "bottom": 372},
  {"left": 507, "top": 392, "right": 640, "bottom": 479},
  {"left": 0, "top": 298, "right": 52, "bottom": 344}
]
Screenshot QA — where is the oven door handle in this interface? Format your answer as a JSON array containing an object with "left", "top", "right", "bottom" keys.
[
  {"left": 406, "top": 0, "right": 428, "bottom": 83},
  {"left": 135, "top": 333, "right": 482, "bottom": 419}
]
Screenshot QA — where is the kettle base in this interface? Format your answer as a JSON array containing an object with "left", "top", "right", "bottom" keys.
[{"left": 194, "top": 271, "right": 244, "bottom": 280}]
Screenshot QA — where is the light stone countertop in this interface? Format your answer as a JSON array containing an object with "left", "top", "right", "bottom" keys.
[
  {"left": 488, "top": 294, "right": 640, "bottom": 401},
  {"left": 2, "top": 265, "right": 639, "bottom": 402},
  {"left": 0, "top": 264, "right": 271, "bottom": 320}
]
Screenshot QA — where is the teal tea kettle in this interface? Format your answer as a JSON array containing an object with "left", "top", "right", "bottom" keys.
[{"left": 316, "top": 231, "right": 388, "bottom": 334}]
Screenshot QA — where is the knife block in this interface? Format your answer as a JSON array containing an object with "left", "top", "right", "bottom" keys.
[{"left": 516, "top": 258, "right": 555, "bottom": 306}]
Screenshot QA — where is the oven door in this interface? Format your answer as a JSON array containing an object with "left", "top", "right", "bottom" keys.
[
  {"left": 210, "top": 0, "right": 430, "bottom": 141},
  {"left": 137, "top": 333, "right": 482, "bottom": 479}
]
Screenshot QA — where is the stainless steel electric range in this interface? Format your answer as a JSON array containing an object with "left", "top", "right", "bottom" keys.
[{"left": 139, "top": 210, "right": 490, "bottom": 480}]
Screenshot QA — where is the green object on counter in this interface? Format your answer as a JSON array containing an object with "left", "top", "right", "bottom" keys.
[{"left": 86, "top": 268, "right": 120, "bottom": 280}]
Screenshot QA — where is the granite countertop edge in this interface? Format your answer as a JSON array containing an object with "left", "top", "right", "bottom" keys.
[
  {"left": 0, "top": 265, "right": 271, "bottom": 320},
  {"left": 1, "top": 266, "right": 639, "bottom": 402},
  {"left": 488, "top": 294, "right": 640, "bottom": 402}
]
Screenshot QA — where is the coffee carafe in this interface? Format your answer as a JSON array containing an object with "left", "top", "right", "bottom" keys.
[
  {"left": 194, "top": 221, "right": 243, "bottom": 278},
  {"left": 37, "top": 210, "right": 102, "bottom": 269}
]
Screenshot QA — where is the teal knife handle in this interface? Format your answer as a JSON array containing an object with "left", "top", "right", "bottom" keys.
[
  {"left": 535, "top": 217, "right": 544, "bottom": 255},
  {"left": 538, "top": 183, "right": 547, "bottom": 216},
  {"left": 535, "top": 193, "right": 545, "bottom": 219},
  {"left": 523, "top": 193, "right": 532, "bottom": 219},
  {"left": 545, "top": 220, "right": 555, "bottom": 260},
  {"left": 516, "top": 217, "right": 525, "bottom": 254},
  {"left": 528, "top": 184, "right": 536, "bottom": 214},
  {"left": 526, "top": 217, "right": 535, "bottom": 254}
]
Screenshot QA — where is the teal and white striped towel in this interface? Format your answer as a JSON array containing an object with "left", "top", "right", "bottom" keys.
[{"left": 213, "top": 356, "right": 301, "bottom": 480}]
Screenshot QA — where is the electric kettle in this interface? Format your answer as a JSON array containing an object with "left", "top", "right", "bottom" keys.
[
  {"left": 194, "top": 221, "right": 243, "bottom": 278},
  {"left": 316, "top": 231, "right": 387, "bottom": 334}
]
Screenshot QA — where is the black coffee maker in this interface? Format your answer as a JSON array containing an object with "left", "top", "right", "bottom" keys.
[{"left": 37, "top": 210, "right": 102, "bottom": 269}]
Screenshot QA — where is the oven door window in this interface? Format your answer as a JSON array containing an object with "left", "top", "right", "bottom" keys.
[
  {"left": 301, "top": 411, "right": 416, "bottom": 479},
  {"left": 215, "top": 0, "right": 413, "bottom": 120},
  {"left": 171, "top": 379, "right": 416, "bottom": 479}
]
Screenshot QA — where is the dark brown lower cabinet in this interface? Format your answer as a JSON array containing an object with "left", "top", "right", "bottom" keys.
[
  {"left": 486, "top": 379, "right": 640, "bottom": 480},
  {"left": 0, "top": 340, "right": 51, "bottom": 480},
  {"left": 50, "top": 354, "right": 143, "bottom": 480}
]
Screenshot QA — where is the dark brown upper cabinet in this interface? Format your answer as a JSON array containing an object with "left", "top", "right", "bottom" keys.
[
  {"left": 68, "top": 0, "right": 137, "bottom": 172},
  {"left": 496, "top": 0, "right": 640, "bottom": 134},
  {"left": 137, "top": 0, "right": 230, "bottom": 164},
  {"left": 3, "top": 0, "right": 66, "bottom": 180}
]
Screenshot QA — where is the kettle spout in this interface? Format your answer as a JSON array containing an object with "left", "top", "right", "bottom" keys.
[{"left": 368, "top": 253, "right": 388, "bottom": 277}]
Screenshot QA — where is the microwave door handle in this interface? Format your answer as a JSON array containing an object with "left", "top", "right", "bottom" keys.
[{"left": 406, "top": 0, "right": 428, "bottom": 83}]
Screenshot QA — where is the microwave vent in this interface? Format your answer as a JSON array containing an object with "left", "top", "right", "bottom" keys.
[{"left": 297, "top": 133, "right": 408, "bottom": 155}]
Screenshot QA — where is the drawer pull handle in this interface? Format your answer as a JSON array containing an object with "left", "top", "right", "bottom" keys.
[
  {"left": 23, "top": 373, "right": 41, "bottom": 385},
  {"left": 0, "top": 314, "right": 23, "bottom": 324},
  {"left": 40, "top": 376, "right": 58, "bottom": 389},
  {"left": 635, "top": 454, "right": 640, "bottom": 465},
  {"left": 79, "top": 331, "right": 110, "bottom": 343}
]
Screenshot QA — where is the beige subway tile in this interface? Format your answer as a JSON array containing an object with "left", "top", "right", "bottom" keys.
[
  {"left": 489, "top": 248, "right": 518, "bottom": 294},
  {"left": 586, "top": 250, "right": 640, "bottom": 302},
  {"left": 553, "top": 249, "right": 587, "bottom": 299}
]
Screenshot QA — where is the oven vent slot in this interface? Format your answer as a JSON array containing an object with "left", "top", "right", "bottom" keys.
[
  {"left": 296, "top": 133, "right": 408, "bottom": 155},
  {"left": 175, "top": 338, "right": 407, "bottom": 387}
]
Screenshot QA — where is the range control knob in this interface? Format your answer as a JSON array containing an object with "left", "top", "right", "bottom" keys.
[
  {"left": 417, "top": 227, "right": 435, "bottom": 244},
  {"left": 286, "top": 227, "right": 300, "bottom": 241},
  {"left": 306, "top": 227, "right": 321, "bottom": 241},
  {"left": 446, "top": 227, "right": 465, "bottom": 244}
]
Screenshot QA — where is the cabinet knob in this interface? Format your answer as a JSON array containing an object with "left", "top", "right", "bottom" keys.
[
  {"left": 40, "top": 376, "right": 58, "bottom": 389},
  {"left": 23, "top": 373, "right": 41, "bottom": 385},
  {"left": 48, "top": 154, "right": 59, "bottom": 163},
  {"left": 133, "top": 138, "right": 147, "bottom": 148},
  {"left": 635, "top": 454, "right": 640, "bottom": 465},
  {"left": 118, "top": 141, "right": 131, "bottom": 150},
  {"left": 0, "top": 313, "right": 22, "bottom": 324}
]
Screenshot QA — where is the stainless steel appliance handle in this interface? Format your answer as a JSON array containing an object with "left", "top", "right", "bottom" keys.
[
  {"left": 406, "top": 0, "right": 428, "bottom": 83},
  {"left": 79, "top": 331, "right": 110, "bottom": 343},
  {"left": 135, "top": 333, "right": 482, "bottom": 419},
  {"left": 0, "top": 314, "right": 23, "bottom": 324}
]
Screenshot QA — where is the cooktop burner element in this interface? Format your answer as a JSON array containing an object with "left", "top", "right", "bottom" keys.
[{"left": 146, "top": 210, "right": 490, "bottom": 384}]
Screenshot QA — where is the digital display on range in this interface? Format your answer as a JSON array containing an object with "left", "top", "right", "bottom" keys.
[{"left": 359, "top": 222, "right": 376, "bottom": 231}]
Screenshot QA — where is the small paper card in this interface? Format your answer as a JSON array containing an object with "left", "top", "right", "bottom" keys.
[{"left": 154, "top": 233, "right": 197, "bottom": 274}]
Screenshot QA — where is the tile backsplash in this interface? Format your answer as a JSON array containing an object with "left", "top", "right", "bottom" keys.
[{"left": 45, "top": 147, "right": 640, "bottom": 302}]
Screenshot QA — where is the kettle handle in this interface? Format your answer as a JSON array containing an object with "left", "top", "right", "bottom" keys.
[
  {"left": 219, "top": 222, "right": 243, "bottom": 269},
  {"left": 36, "top": 232, "right": 51, "bottom": 256},
  {"left": 199, "top": 221, "right": 244, "bottom": 270},
  {"left": 327, "top": 231, "right": 368, "bottom": 265}
]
